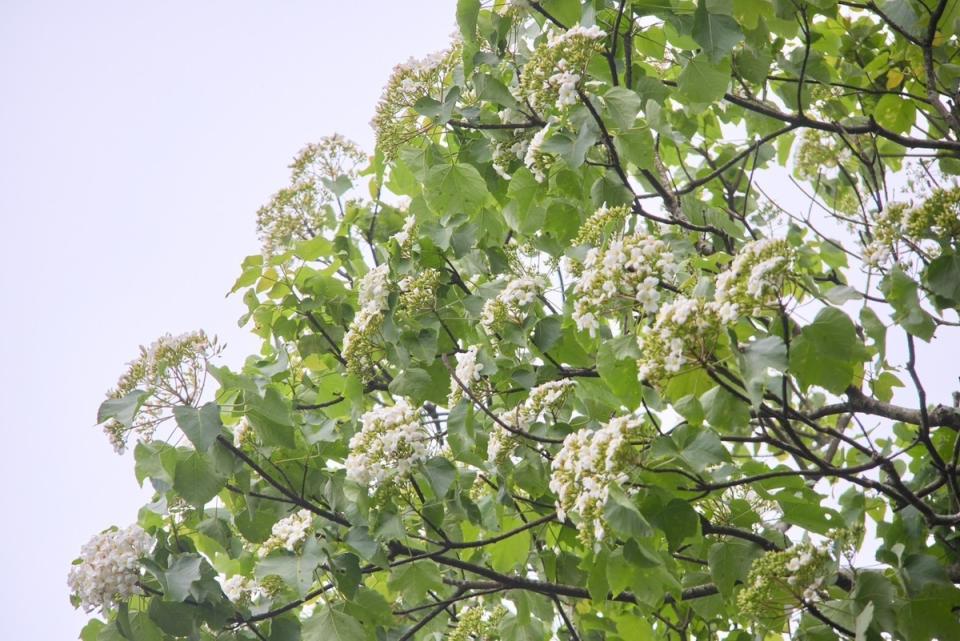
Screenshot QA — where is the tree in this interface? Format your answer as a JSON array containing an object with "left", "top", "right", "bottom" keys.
[{"left": 69, "top": 1, "right": 960, "bottom": 639}]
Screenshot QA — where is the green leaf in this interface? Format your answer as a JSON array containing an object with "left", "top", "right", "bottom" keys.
[
  {"left": 692, "top": 1, "right": 744, "bottom": 63},
  {"left": 879, "top": 267, "right": 936, "bottom": 341},
  {"left": 597, "top": 338, "right": 642, "bottom": 408},
  {"left": 874, "top": 94, "right": 917, "bottom": 134},
  {"left": 97, "top": 390, "right": 149, "bottom": 427},
  {"left": 387, "top": 560, "right": 443, "bottom": 603},
  {"left": 302, "top": 606, "right": 368, "bottom": 641},
  {"left": 489, "top": 519, "right": 531, "bottom": 572},
  {"left": 924, "top": 251, "right": 960, "bottom": 305},
  {"left": 678, "top": 54, "right": 730, "bottom": 104},
  {"left": 163, "top": 554, "right": 203, "bottom": 602},
  {"left": 603, "top": 87, "right": 643, "bottom": 130},
  {"left": 641, "top": 492, "right": 700, "bottom": 550},
  {"left": 423, "top": 456, "right": 457, "bottom": 497},
  {"left": 604, "top": 486, "right": 653, "bottom": 540},
  {"left": 615, "top": 126, "right": 656, "bottom": 171},
  {"left": 387, "top": 368, "right": 434, "bottom": 403},
  {"left": 708, "top": 540, "right": 763, "bottom": 596},
  {"left": 173, "top": 451, "right": 226, "bottom": 506},
  {"left": 247, "top": 386, "right": 296, "bottom": 449},
  {"left": 173, "top": 402, "right": 222, "bottom": 452},
  {"left": 424, "top": 163, "right": 490, "bottom": 217},
  {"left": 148, "top": 600, "right": 200, "bottom": 637},
  {"left": 790, "top": 307, "right": 868, "bottom": 393},
  {"left": 256, "top": 537, "right": 323, "bottom": 598},
  {"left": 456, "top": 0, "right": 480, "bottom": 42},
  {"left": 739, "top": 336, "right": 787, "bottom": 407}
]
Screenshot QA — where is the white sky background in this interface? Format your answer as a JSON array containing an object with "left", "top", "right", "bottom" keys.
[
  {"left": 1, "top": 1, "right": 959, "bottom": 638},
  {"left": 0, "top": 1, "right": 453, "bottom": 636}
]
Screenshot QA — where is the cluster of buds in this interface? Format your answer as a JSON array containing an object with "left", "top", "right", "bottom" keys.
[
  {"left": 67, "top": 525, "right": 153, "bottom": 613},
  {"left": 480, "top": 275, "right": 545, "bottom": 335},
  {"left": 523, "top": 124, "right": 553, "bottom": 183},
  {"left": 256, "top": 134, "right": 366, "bottom": 257},
  {"left": 549, "top": 415, "right": 649, "bottom": 545},
  {"left": 343, "top": 264, "right": 391, "bottom": 381},
  {"left": 371, "top": 45, "right": 460, "bottom": 158},
  {"left": 862, "top": 188, "right": 960, "bottom": 267},
  {"left": 488, "top": 379, "right": 576, "bottom": 465},
  {"left": 345, "top": 400, "right": 430, "bottom": 491},
  {"left": 448, "top": 345, "right": 486, "bottom": 407},
  {"left": 102, "top": 331, "right": 219, "bottom": 454},
  {"left": 737, "top": 541, "right": 833, "bottom": 618},
  {"left": 449, "top": 604, "right": 508, "bottom": 641},
  {"left": 571, "top": 231, "right": 679, "bottom": 337},
  {"left": 520, "top": 25, "right": 606, "bottom": 115},
  {"left": 570, "top": 203, "right": 630, "bottom": 254},
  {"left": 397, "top": 268, "right": 441, "bottom": 321},
  {"left": 259, "top": 509, "right": 315, "bottom": 557},
  {"left": 714, "top": 238, "right": 793, "bottom": 317}
]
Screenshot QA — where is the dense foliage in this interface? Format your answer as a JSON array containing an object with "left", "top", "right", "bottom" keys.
[{"left": 72, "top": 1, "right": 960, "bottom": 639}]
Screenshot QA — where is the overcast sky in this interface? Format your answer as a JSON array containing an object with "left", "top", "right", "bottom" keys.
[
  {"left": 2, "top": 2, "right": 958, "bottom": 638},
  {"left": 0, "top": 2, "right": 452, "bottom": 636}
]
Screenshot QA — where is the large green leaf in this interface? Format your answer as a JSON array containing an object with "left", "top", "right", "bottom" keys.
[
  {"left": 173, "top": 450, "right": 226, "bottom": 506},
  {"left": 692, "top": 1, "right": 744, "bottom": 63},
  {"left": 302, "top": 606, "right": 368, "bottom": 641},
  {"left": 790, "top": 307, "right": 869, "bottom": 393},
  {"left": 424, "top": 163, "right": 490, "bottom": 217},
  {"left": 173, "top": 402, "right": 222, "bottom": 452},
  {"left": 879, "top": 267, "right": 936, "bottom": 341},
  {"left": 678, "top": 54, "right": 730, "bottom": 104}
]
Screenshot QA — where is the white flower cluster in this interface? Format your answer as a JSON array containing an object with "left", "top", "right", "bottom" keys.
[
  {"left": 345, "top": 400, "right": 430, "bottom": 489},
  {"left": 524, "top": 125, "right": 552, "bottom": 183},
  {"left": 233, "top": 417, "right": 254, "bottom": 447},
  {"left": 549, "top": 415, "right": 645, "bottom": 544},
  {"left": 103, "top": 330, "right": 218, "bottom": 454},
  {"left": 371, "top": 44, "right": 459, "bottom": 158},
  {"left": 391, "top": 214, "right": 417, "bottom": 253},
  {"left": 492, "top": 135, "right": 530, "bottom": 181},
  {"left": 480, "top": 275, "right": 544, "bottom": 335},
  {"left": 221, "top": 574, "right": 267, "bottom": 605},
  {"left": 343, "top": 264, "right": 391, "bottom": 380},
  {"left": 488, "top": 379, "right": 576, "bottom": 464},
  {"left": 67, "top": 525, "right": 153, "bottom": 613},
  {"left": 259, "top": 509, "right": 314, "bottom": 557},
  {"left": 636, "top": 296, "right": 719, "bottom": 382},
  {"left": 714, "top": 238, "right": 792, "bottom": 316},
  {"left": 571, "top": 232, "right": 679, "bottom": 337},
  {"left": 448, "top": 346, "right": 485, "bottom": 407}
]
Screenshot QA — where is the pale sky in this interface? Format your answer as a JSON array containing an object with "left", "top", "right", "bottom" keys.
[
  {"left": 0, "top": 2, "right": 452, "bottom": 636},
  {"left": 2, "top": 2, "right": 957, "bottom": 638}
]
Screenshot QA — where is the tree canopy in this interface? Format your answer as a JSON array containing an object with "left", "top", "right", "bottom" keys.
[{"left": 71, "top": 1, "right": 960, "bottom": 640}]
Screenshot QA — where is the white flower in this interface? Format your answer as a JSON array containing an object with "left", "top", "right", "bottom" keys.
[
  {"left": 524, "top": 125, "right": 551, "bottom": 182},
  {"left": 449, "top": 346, "right": 484, "bottom": 406},
  {"left": 548, "top": 415, "right": 646, "bottom": 544},
  {"left": 391, "top": 214, "right": 416, "bottom": 249},
  {"left": 259, "top": 509, "right": 314, "bottom": 556},
  {"left": 571, "top": 232, "right": 678, "bottom": 334},
  {"left": 480, "top": 276, "right": 545, "bottom": 334},
  {"left": 488, "top": 380, "right": 575, "bottom": 464},
  {"left": 345, "top": 400, "right": 430, "bottom": 489},
  {"left": 67, "top": 525, "right": 153, "bottom": 612},
  {"left": 221, "top": 574, "right": 267, "bottom": 604}
]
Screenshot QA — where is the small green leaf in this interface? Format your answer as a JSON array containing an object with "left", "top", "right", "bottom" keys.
[
  {"left": 456, "top": 0, "right": 480, "bottom": 42},
  {"left": 739, "top": 336, "right": 787, "bottom": 407},
  {"left": 97, "top": 390, "right": 149, "bottom": 427},
  {"left": 423, "top": 456, "right": 457, "bottom": 498},
  {"left": 925, "top": 251, "right": 960, "bottom": 305},
  {"left": 879, "top": 267, "right": 936, "bottom": 341},
  {"left": 163, "top": 554, "right": 203, "bottom": 602}
]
